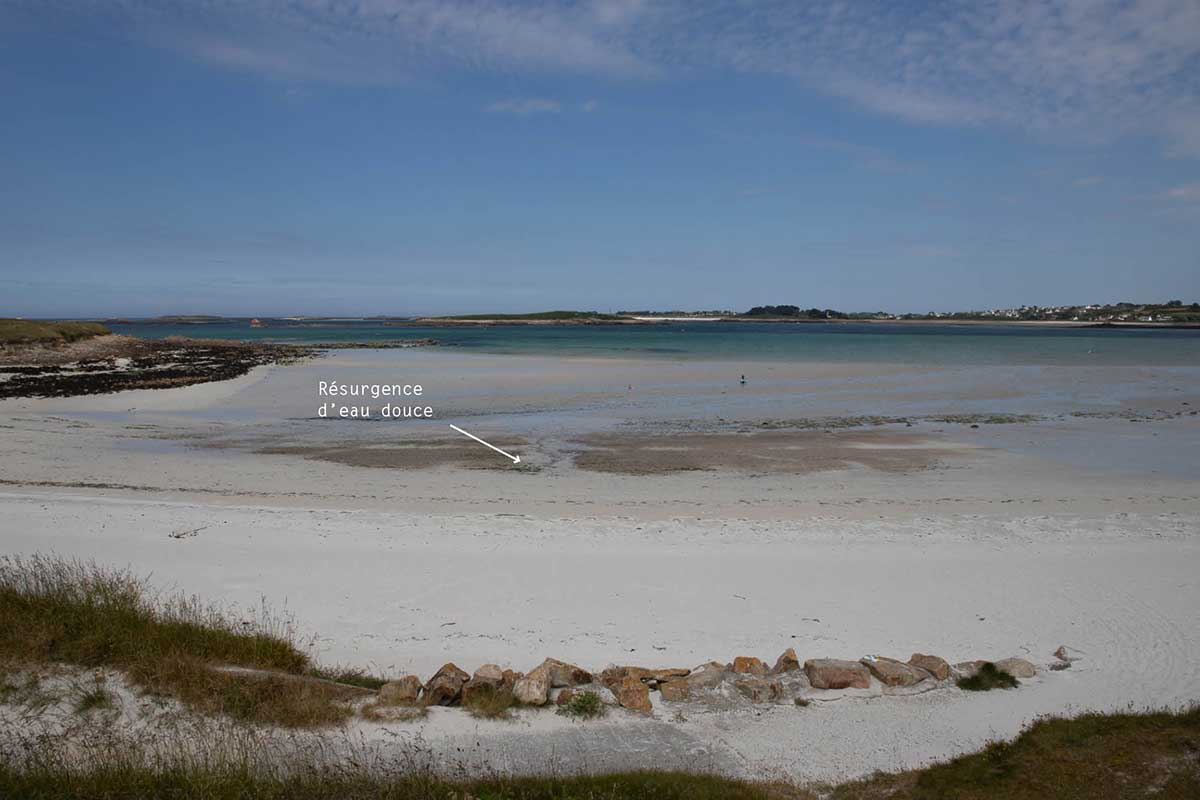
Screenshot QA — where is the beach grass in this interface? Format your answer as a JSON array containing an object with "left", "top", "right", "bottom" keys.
[
  {"left": 556, "top": 690, "right": 607, "bottom": 720},
  {"left": 0, "top": 319, "right": 109, "bottom": 345},
  {"left": 957, "top": 662, "right": 1021, "bottom": 691},
  {"left": 0, "top": 555, "right": 353, "bottom": 727},
  {"left": 1, "top": 707, "right": 1197, "bottom": 798},
  {"left": 461, "top": 683, "right": 518, "bottom": 720}
]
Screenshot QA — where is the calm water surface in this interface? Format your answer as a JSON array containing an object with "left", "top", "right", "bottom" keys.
[{"left": 107, "top": 320, "right": 1200, "bottom": 367}]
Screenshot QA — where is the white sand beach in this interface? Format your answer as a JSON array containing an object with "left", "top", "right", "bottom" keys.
[{"left": 2, "top": 348, "right": 1199, "bottom": 782}]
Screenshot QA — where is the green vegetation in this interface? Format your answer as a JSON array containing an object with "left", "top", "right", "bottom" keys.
[
  {"left": 308, "top": 666, "right": 387, "bottom": 691},
  {"left": 433, "top": 310, "right": 626, "bottom": 321},
  {"left": 957, "top": 662, "right": 1020, "bottom": 691},
  {"left": 0, "top": 319, "right": 109, "bottom": 345},
  {"left": 2, "top": 556, "right": 1196, "bottom": 797},
  {"left": 462, "top": 684, "right": 518, "bottom": 720},
  {"left": 743, "top": 306, "right": 848, "bottom": 319},
  {"left": 2, "top": 707, "right": 1197, "bottom": 798},
  {"left": 556, "top": 690, "right": 606, "bottom": 720},
  {"left": 0, "top": 555, "right": 354, "bottom": 727}
]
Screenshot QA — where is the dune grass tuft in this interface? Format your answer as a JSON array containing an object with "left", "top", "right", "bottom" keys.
[
  {"left": 556, "top": 690, "right": 606, "bottom": 720},
  {"left": 462, "top": 684, "right": 518, "bottom": 720},
  {"left": 956, "top": 662, "right": 1020, "bottom": 692},
  {"left": 0, "top": 555, "right": 352, "bottom": 727}
]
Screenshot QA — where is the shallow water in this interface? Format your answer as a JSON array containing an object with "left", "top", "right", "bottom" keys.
[{"left": 107, "top": 320, "right": 1200, "bottom": 367}]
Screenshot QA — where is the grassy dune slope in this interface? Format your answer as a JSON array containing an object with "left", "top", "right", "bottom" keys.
[
  {"left": 0, "top": 319, "right": 110, "bottom": 345},
  {"left": 1, "top": 556, "right": 1196, "bottom": 798}
]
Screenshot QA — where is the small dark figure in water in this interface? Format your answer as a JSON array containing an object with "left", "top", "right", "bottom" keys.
[{"left": 740, "top": 374, "right": 746, "bottom": 385}]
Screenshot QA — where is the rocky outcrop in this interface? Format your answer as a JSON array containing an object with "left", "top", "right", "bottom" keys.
[
  {"left": 995, "top": 657, "right": 1036, "bottom": 678},
  {"left": 423, "top": 663, "right": 469, "bottom": 706},
  {"left": 555, "top": 687, "right": 576, "bottom": 706},
  {"left": 771, "top": 648, "right": 800, "bottom": 674},
  {"left": 862, "top": 657, "right": 928, "bottom": 687},
  {"left": 614, "top": 676, "right": 652, "bottom": 713},
  {"left": 732, "top": 656, "right": 767, "bottom": 676},
  {"left": 908, "top": 653, "right": 951, "bottom": 681},
  {"left": 804, "top": 658, "right": 871, "bottom": 690},
  {"left": 378, "top": 675, "right": 422, "bottom": 705}
]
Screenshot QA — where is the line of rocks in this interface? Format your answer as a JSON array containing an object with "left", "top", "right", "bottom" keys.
[{"left": 373, "top": 649, "right": 1050, "bottom": 716}]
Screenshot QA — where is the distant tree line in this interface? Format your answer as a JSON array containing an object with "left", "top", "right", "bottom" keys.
[{"left": 744, "top": 305, "right": 848, "bottom": 319}]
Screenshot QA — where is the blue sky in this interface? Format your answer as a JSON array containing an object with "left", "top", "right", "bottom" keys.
[{"left": 2, "top": 0, "right": 1199, "bottom": 317}]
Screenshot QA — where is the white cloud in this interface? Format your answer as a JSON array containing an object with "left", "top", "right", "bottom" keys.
[
  {"left": 15, "top": 1, "right": 1200, "bottom": 155},
  {"left": 485, "top": 98, "right": 562, "bottom": 114},
  {"left": 1167, "top": 183, "right": 1200, "bottom": 201}
]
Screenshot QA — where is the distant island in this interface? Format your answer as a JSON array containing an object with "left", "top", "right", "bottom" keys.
[{"left": 75, "top": 300, "right": 1200, "bottom": 328}]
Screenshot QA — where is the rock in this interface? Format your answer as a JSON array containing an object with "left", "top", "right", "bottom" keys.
[
  {"left": 953, "top": 660, "right": 988, "bottom": 678},
  {"left": 600, "top": 666, "right": 690, "bottom": 689},
  {"left": 472, "top": 664, "right": 504, "bottom": 685},
  {"left": 732, "top": 656, "right": 767, "bottom": 675},
  {"left": 995, "top": 657, "right": 1036, "bottom": 679},
  {"left": 555, "top": 688, "right": 575, "bottom": 706},
  {"left": 684, "top": 663, "right": 728, "bottom": 692},
  {"left": 908, "top": 653, "right": 951, "bottom": 681},
  {"left": 461, "top": 665, "right": 507, "bottom": 704},
  {"left": 512, "top": 670, "right": 551, "bottom": 706},
  {"left": 861, "top": 657, "right": 928, "bottom": 687},
  {"left": 736, "top": 677, "right": 783, "bottom": 704},
  {"left": 378, "top": 675, "right": 422, "bottom": 706},
  {"left": 1053, "top": 645, "right": 1080, "bottom": 664},
  {"left": 771, "top": 648, "right": 800, "bottom": 674},
  {"left": 614, "top": 676, "right": 652, "bottom": 713},
  {"left": 660, "top": 679, "right": 690, "bottom": 702},
  {"left": 422, "top": 663, "right": 469, "bottom": 706},
  {"left": 501, "top": 669, "right": 521, "bottom": 689},
  {"left": 536, "top": 658, "right": 592, "bottom": 688},
  {"left": 804, "top": 658, "right": 871, "bottom": 690}
]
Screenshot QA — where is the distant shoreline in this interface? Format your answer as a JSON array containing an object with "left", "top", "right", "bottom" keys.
[{"left": 87, "top": 316, "right": 1200, "bottom": 330}]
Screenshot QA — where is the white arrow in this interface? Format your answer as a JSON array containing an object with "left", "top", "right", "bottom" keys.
[{"left": 449, "top": 424, "right": 521, "bottom": 464}]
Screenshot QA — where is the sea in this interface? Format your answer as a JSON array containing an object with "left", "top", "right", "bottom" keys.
[{"left": 106, "top": 320, "right": 1200, "bottom": 367}]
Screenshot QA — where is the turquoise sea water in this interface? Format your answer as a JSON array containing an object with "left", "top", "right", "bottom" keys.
[{"left": 107, "top": 320, "right": 1200, "bottom": 366}]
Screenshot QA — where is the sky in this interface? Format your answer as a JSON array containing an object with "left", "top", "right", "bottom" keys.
[{"left": 2, "top": 0, "right": 1199, "bottom": 317}]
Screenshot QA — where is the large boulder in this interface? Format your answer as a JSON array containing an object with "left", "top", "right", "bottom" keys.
[
  {"left": 423, "top": 663, "right": 469, "bottom": 706},
  {"left": 461, "top": 664, "right": 507, "bottom": 705},
  {"left": 736, "top": 677, "right": 783, "bottom": 704},
  {"left": 995, "top": 657, "right": 1036, "bottom": 679},
  {"left": 908, "top": 653, "right": 951, "bottom": 681},
  {"left": 732, "top": 656, "right": 767, "bottom": 676},
  {"left": 682, "top": 662, "right": 729, "bottom": 693},
  {"left": 804, "top": 658, "right": 871, "bottom": 690},
  {"left": 536, "top": 658, "right": 593, "bottom": 688},
  {"left": 862, "top": 657, "right": 928, "bottom": 687},
  {"left": 771, "top": 648, "right": 801, "bottom": 674},
  {"left": 614, "top": 676, "right": 652, "bottom": 713},
  {"left": 512, "top": 670, "right": 551, "bottom": 706},
  {"left": 378, "top": 675, "right": 422, "bottom": 706}
]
